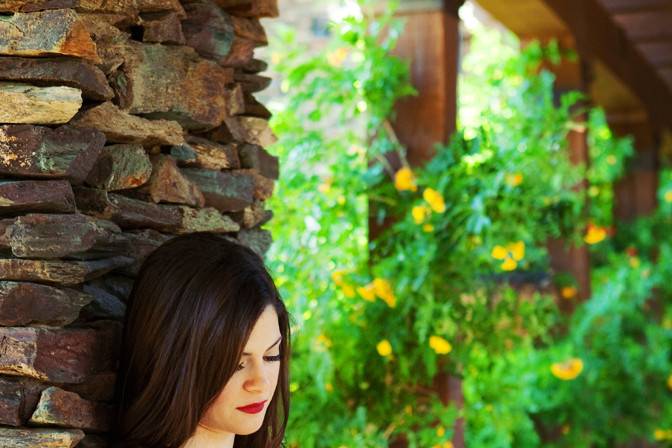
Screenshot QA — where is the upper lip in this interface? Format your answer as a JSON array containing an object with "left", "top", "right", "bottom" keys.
[{"left": 237, "top": 400, "right": 267, "bottom": 409}]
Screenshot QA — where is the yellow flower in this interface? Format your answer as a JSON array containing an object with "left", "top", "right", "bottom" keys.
[
  {"left": 506, "top": 172, "right": 523, "bottom": 187},
  {"left": 327, "top": 47, "right": 348, "bottom": 67},
  {"left": 491, "top": 245, "right": 508, "bottom": 260},
  {"left": 665, "top": 190, "right": 672, "bottom": 203},
  {"left": 584, "top": 224, "right": 607, "bottom": 245},
  {"left": 357, "top": 283, "right": 376, "bottom": 302},
  {"left": 373, "top": 278, "right": 396, "bottom": 308},
  {"left": 289, "top": 382, "right": 299, "bottom": 392},
  {"left": 376, "top": 339, "right": 392, "bottom": 357},
  {"left": 394, "top": 167, "right": 417, "bottom": 192},
  {"left": 561, "top": 286, "right": 577, "bottom": 300},
  {"left": 629, "top": 256, "right": 640, "bottom": 268},
  {"left": 422, "top": 223, "right": 434, "bottom": 232},
  {"left": 325, "top": 382, "right": 333, "bottom": 392},
  {"left": 316, "top": 333, "right": 333, "bottom": 348},
  {"left": 341, "top": 283, "right": 356, "bottom": 298},
  {"left": 508, "top": 241, "right": 525, "bottom": 261},
  {"left": 551, "top": 357, "right": 584, "bottom": 380},
  {"left": 412, "top": 205, "right": 432, "bottom": 224},
  {"left": 436, "top": 425, "right": 446, "bottom": 437},
  {"left": 501, "top": 257, "right": 517, "bottom": 271},
  {"left": 331, "top": 270, "right": 346, "bottom": 286},
  {"left": 654, "top": 428, "right": 672, "bottom": 441},
  {"left": 492, "top": 241, "right": 525, "bottom": 271},
  {"left": 431, "top": 443, "right": 453, "bottom": 448},
  {"left": 429, "top": 335, "right": 453, "bottom": 354},
  {"left": 667, "top": 373, "right": 672, "bottom": 391},
  {"left": 423, "top": 188, "right": 446, "bottom": 213}
]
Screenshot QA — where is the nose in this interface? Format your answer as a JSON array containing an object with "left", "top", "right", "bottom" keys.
[{"left": 243, "top": 361, "right": 270, "bottom": 393}]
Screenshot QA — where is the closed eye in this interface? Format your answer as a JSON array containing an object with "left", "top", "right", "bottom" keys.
[{"left": 236, "top": 354, "right": 282, "bottom": 371}]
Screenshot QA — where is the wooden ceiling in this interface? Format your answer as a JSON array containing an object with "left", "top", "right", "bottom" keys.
[{"left": 475, "top": 0, "right": 672, "bottom": 130}]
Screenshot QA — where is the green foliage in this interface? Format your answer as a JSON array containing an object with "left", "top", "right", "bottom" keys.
[{"left": 264, "top": 3, "right": 672, "bottom": 447}]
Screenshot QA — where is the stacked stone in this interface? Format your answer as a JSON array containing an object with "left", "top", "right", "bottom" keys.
[{"left": 0, "top": 0, "right": 278, "bottom": 446}]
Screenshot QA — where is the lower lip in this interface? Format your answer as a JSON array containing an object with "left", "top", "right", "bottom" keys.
[{"left": 236, "top": 402, "right": 266, "bottom": 414}]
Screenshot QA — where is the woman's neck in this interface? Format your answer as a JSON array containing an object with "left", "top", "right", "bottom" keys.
[{"left": 180, "top": 424, "right": 235, "bottom": 448}]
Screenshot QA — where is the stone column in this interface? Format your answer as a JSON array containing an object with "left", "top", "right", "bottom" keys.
[{"left": 0, "top": 1, "right": 278, "bottom": 446}]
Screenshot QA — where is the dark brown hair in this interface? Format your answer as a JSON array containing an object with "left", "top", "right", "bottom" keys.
[{"left": 112, "top": 232, "right": 291, "bottom": 447}]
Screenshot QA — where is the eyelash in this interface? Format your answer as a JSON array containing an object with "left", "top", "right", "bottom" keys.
[{"left": 236, "top": 354, "right": 282, "bottom": 371}]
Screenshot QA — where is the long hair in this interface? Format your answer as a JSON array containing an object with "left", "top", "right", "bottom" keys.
[{"left": 111, "top": 232, "right": 290, "bottom": 447}]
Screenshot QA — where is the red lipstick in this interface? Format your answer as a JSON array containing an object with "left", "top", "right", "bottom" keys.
[{"left": 236, "top": 400, "right": 267, "bottom": 414}]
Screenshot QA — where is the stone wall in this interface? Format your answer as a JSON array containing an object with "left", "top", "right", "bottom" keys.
[{"left": 0, "top": 1, "right": 278, "bottom": 446}]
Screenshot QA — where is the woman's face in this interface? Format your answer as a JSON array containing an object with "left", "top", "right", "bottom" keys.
[{"left": 199, "top": 304, "right": 282, "bottom": 436}]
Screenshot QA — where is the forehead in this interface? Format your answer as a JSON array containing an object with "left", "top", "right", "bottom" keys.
[{"left": 242, "top": 305, "right": 281, "bottom": 354}]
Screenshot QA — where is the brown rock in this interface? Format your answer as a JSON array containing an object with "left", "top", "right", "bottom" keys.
[
  {"left": 244, "top": 168, "right": 274, "bottom": 201},
  {"left": 0, "top": 377, "right": 24, "bottom": 426},
  {"left": 73, "top": 187, "right": 182, "bottom": 231},
  {"left": 136, "top": 0, "right": 186, "bottom": 16},
  {"left": 242, "top": 92, "right": 272, "bottom": 119},
  {"left": 231, "top": 200, "right": 272, "bottom": 229},
  {"left": 0, "top": 281, "right": 92, "bottom": 326},
  {"left": 0, "top": 256, "right": 135, "bottom": 286},
  {"left": 238, "top": 143, "right": 279, "bottom": 179},
  {"left": 115, "top": 229, "right": 173, "bottom": 276},
  {"left": 137, "top": 154, "right": 205, "bottom": 207},
  {"left": 85, "top": 144, "right": 153, "bottom": 191},
  {"left": 3, "top": 213, "right": 127, "bottom": 259},
  {"left": 212, "top": 0, "right": 279, "bottom": 18},
  {"left": 0, "top": 57, "right": 113, "bottom": 101},
  {"left": 0, "top": 180, "right": 76, "bottom": 216},
  {"left": 142, "top": 11, "right": 186, "bottom": 44},
  {"left": 78, "top": 13, "right": 132, "bottom": 74},
  {"left": 241, "top": 58, "right": 268, "bottom": 74},
  {"left": 225, "top": 83, "right": 246, "bottom": 116},
  {"left": 0, "top": 82, "right": 82, "bottom": 124},
  {"left": 220, "top": 38, "right": 256, "bottom": 68},
  {"left": 181, "top": 1, "right": 260, "bottom": 68},
  {"left": 220, "top": 116, "right": 276, "bottom": 146},
  {"left": 171, "top": 136, "right": 240, "bottom": 170},
  {"left": 84, "top": 275, "right": 133, "bottom": 304},
  {"left": 231, "top": 15, "right": 267, "bottom": 45},
  {"left": 0, "top": 9, "right": 100, "bottom": 63},
  {"left": 0, "top": 0, "right": 76, "bottom": 12},
  {"left": 0, "top": 125, "right": 105, "bottom": 184},
  {"left": 238, "top": 227, "right": 272, "bottom": 257},
  {"left": 65, "top": 371, "right": 117, "bottom": 402},
  {"left": 79, "top": 283, "right": 126, "bottom": 321},
  {"left": 76, "top": 434, "right": 111, "bottom": 447},
  {"left": 181, "top": 168, "right": 254, "bottom": 212},
  {"left": 76, "top": 0, "right": 139, "bottom": 26},
  {"left": 111, "top": 42, "right": 233, "bottom": 130},
  {"left": 0, "top": 324, "right": 120, "bottom": 383},
  {"left": 70, "top": 102, "right": 185, "bottom": 146},
  {"left": 234, "top": 72, "right": 271, "bottom": 93},
  {"left": 29, "top": 386, "right": 114, "bottom": 432},
  {"left": 178, "top": 206, "right": 240, "bottom": 234},
  {"left": 0, "top": 427, "right": 85, "bottom": 447}
]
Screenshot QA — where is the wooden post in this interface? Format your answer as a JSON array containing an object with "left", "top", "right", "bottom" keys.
[
  {"left": 539, "top": 48, "right": 593, "bottom": 311},
  {"left": 609, "top": 116, "right": 660, "bottom": 222},
  {"left": 370, "top": 1, "right": 463, "bottom": 446}
]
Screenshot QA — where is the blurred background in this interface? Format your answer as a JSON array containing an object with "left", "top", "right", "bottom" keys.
[{"left": 257, "top": 1, "right": 672, "bottom": 446}]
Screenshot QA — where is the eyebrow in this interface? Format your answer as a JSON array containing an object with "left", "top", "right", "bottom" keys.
[{"left": 242, "top": 336, "right": 282, "bottom": 356}]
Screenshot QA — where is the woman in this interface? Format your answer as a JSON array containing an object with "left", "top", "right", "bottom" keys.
[{"left": 112, "top": 232, "right": 291, "bottom": 447}]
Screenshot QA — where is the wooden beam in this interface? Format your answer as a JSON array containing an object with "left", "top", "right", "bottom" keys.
[
  {"left": 612, "top": 10, "right": 672, "bottom": 42},
  {"left": 541, "top": 0, "right": 672, "bottom": 129},
  {"left": 598, "top": 0, "right": 672, "bottom": 14},
  {"left": 637, "top": 42, "right": 672, "bottom": 68}
]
